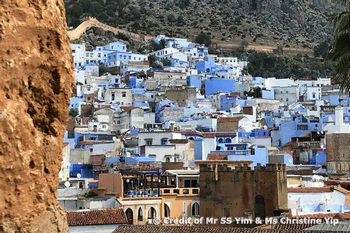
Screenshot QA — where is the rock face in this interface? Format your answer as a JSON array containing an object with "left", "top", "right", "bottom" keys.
[
  {"left": 65, "top": 0, "right": 344, "bottom": 47},
  {"left": 0, "top": 0, "right": 73, "bottom": 232}
]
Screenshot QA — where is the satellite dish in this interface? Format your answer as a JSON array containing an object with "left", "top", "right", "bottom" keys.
[
  {"left": 77, "top": 173, "right": 82, "bottom": 178},
  {"left": 64, "top": 181, "right": 70, "bottom": 187}
]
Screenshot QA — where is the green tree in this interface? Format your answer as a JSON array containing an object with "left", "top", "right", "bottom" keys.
[
  {"left": 330, "top": 1, "right": 350, "bottom": 93},
  {"left": 161, "top": 58, "right": 171, "bottom": 67},
  {"left": 314, "top": 41, "right": 329, "bottom": 59},
  {"left": 99, "top": 64, "right": 109, "bottom": 76},
  {"left": 177, "top": 16, "right": 185, "bottom": 26},
  {"left": 195, "top": 32, "right": 211, "bottom": 47},
  {"left": 148, "top": 54, "right": 163, "bottom": 69},
  {"left": 69, "top": 108, "right": 79, "bottom": 117},
  {"left": 167, "top": 14, "right": 176, "bottom": 23}
]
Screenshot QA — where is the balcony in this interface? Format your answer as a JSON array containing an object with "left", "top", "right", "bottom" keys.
[{"left": 160, "top": 188, "right": 200, "bottom": 196}]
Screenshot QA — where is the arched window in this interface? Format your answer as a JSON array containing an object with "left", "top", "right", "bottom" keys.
[
  {"left": 164, "top": 204, "right": 171, "bottom": 218},
  {"left": 218, "top": 138, "right": 224, "bottom": 143},
  {"left": 166, "top": 157, "right": 171, "bottom": 163},
  {"left": 192, "top": 202, "right": 199, "bottom": 216},
  {"left": 117, "top": 120, "right": 120, "bottom": 124},
  {"left": 138, "top": 208, "right": 143, "bottom": 221},
  {"left": 225, "top": 138, "right": 232, "bottom": 143},
  {"left": 125, "top": 208, "right": 133, "bottom": 224},
  {"left": 148, "top": 207, "right": 157, "bottom": 220}
]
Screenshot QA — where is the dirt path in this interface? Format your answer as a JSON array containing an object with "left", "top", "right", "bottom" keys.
[
  {"left": 69, "top": 18, "right": 313, "bottom": 56},
  {"left": 68, "top": 17, "right": 153, "bottom": 41},
  {"left": 216, "top": 41, "right": 313, "bottom": 55}
]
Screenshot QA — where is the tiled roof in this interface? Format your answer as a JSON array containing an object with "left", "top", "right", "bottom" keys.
[
  {"left": 169, "top": 139, "right": 189, "bottom": 144},
  {"left": 203, "top": 132, "right": 237, "bottom": 138},
  {"left": 207, "top": 153, "right": 228, "bottom": 160},
  {"left": 325, "top": 180, "right": 350, "bottom": 186},
  {"left": 287, "top": 187, "right": 332, "bottom": 193},
  {"left": 218, "top": 117, "right": 244, "bottom": 123},
  {"left": 120, "top": 106, "right": 137, "bottom": 111},
  {"left": 180, "top": 131, "right": 203, "bottom": 136},
  {"left": 291, "top": 212, "right": 350, "bottom": 220},
  {"left": 66, "top": 208, "right": 128, "bottom": 226},
  {"left": 112, "top": 225, "right": 339, "bottom": 233}
]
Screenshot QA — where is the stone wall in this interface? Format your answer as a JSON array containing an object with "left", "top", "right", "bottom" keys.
[
  {"left": 326, "top": 133, "right": 350, "bottom": 174},
  {"left": 199, "top": 163, "right": 288, "bottom": 221},
  {"left": 0, "top": 0, "right": 73, "bottom": 232}
]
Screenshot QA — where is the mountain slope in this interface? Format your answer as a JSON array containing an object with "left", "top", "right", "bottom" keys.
[{"left": 65, "top": 0, "right": 344, "bottom": 49}]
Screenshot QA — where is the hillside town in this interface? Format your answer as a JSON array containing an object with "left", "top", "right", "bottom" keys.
[{"left": 60, "top": 35, "right": 350, "bottom": 232}]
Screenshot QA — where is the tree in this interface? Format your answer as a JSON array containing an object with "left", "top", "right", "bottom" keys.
[
  {"left": 69, "top": 108, "right": 79, "bottom": 117},
  {"left": 240, "top": 39, "right": 249, "bottom": 50},
  {"left": 161, "top": 58, "right": 171, "bottom": 67},
  {"left": 167, "top": 14, "right": 176, "bottom": 23},
  {"left": 148, "top": 54, "right": 157, "bottom": 65},
  {"left": 177, "top": 16, "right": 185, "bottom": 26},
  {"left": 314, "top": 41, "right": 329, "bottom": 59},
  {"left": 148, "top": 54, "right": 163, "bottom": 69},
  {"left": 330, "top": 1, "right": 350, "bottom": 93},
  {"left": 195, "top": 32, "right": 211, "bottom": 47},
  {"left": 99, "top": 64, "right": 109, "bottom": 76}
]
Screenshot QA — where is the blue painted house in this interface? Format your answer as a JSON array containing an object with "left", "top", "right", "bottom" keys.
[{"left": 204, "top": 78, "right": 235, "bottom": 96}]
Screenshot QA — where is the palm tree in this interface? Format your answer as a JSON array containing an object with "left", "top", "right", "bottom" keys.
[{"left": 330, "top": 0, "right": 350, "bottom": 93}]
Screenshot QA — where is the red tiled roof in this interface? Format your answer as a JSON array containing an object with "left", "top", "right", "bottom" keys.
[
  {"left": 113, "top": 225, "right": 334, "bottom": 233},
  {"left": 203, "top": 132, "right": 237, "bottom": 138},
  {"left": 169, "top": 139, "right": 189, "bottom": 144},
  {"left": 120, "top": 106, "right": 137, "bottom": 111},
  {"left": 207, "top": 153, "right": 228, "bottom": 160},
  {"left": 325, "top": 180, "right": 350, "bottom": 185},
  {"left": 180, "top": 131, "right": 203, "bottom": 136},
  {"left": 291, "top": 213, "right": 337, "bottom": 219},
  {"left": 77, "top": 141, "right": 94, "bottom": 145},
  {"left": 67, "top": 208, "right": 128, "bottom": 226},
  {"left": 287, "top": 187, "right": 332, "bottom": 193},
  {"left": 217, "top": 117, "right": 244, "bottom": 123}
]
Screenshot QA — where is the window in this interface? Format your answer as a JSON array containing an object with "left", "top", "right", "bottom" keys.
[
  {"left": 225, "top": 138, "right": 232, "bottom": 143},
  {"left": 297, "top": 125, "right": 308, "bottom": 130},
  {"left": 184, "top": 179, "right": 198, "bottom": 188},
  {"left": 192, "top": 203, "right": 199, "bottom": 216},
  {"left": 218, "top": 138, "right": 224, "bottom": 143},
  {"left": 165, "top": 157, "right": 170, "bottom": 163},
  {"left": 138, "top": 208, "right": 143, "bottom": 221},
  {"left": 149, "top": 154, "right": 156, "bottom": 158},
  {"left": 145, "top": 139, "right": 153, "bottom": 145},
  {"left": 111, "top": 93, "right": 115, "bottom": 101},
  {"left": 161, "top": 138, "right": 168, "bottom": 145},
  {"left": 122, "top": 92, "right": 126, "bottom": 97}
]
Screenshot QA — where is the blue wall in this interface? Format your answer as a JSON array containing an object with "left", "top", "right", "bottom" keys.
[
  {"left": 315, "top": 150, "right": 326, "bottom": 166},
  {"left": 196, "top": 57, "right": 215, "bottom": 73},
  {"left": 220, "top": 95, "right": 237, "bottom": 111},
  {"left": 205, "top": 78, "right": 235, "bottom": 96},
  {"left": 187, "top": 75, "right": 201, "bottom": 88}
]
